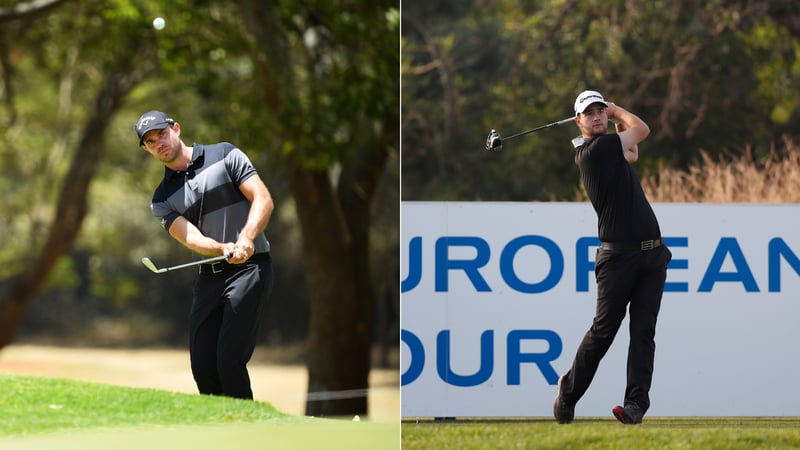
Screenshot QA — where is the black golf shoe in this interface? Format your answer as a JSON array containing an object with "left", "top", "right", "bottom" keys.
[
  {"left": 612, "top": 404, "right": 643, "bottom": 425},
  {"left": 553, "top": 376, "right": 574, "bottom": 424}
]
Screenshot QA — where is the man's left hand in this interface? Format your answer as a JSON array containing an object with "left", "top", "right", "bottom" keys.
[{"left": 229, "top": 239, "right": 255, "bottom": 264}]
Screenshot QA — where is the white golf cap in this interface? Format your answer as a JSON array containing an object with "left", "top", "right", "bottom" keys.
[{"left": 574, "top": 90, "right": 608, "bottom": 114}]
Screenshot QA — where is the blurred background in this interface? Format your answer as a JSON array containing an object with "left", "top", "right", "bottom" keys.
[
  {"left": 402, "top": 0, "right": 800, "bottom": 202},
  {"left": 0, "top": 0, "right": 399, "bottom": 418}
]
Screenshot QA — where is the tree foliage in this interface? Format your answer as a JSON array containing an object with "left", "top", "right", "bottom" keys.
[{"left": 402, "top": 0, "right": 800, "bottom": 201}]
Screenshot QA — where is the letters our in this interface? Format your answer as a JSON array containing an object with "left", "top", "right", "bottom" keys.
[{"left": 401, "top": 328, "right": 561, "bottom": 387}]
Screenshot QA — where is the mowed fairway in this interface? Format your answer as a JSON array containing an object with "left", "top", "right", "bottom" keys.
[
  {"left": 1, "top": 421, "right": 398, "bottom": 450},
  {"left": 402, "top": 417, "right": 800, "bottom": 449},
  {"left": 0, "top": 374, "right": 398, "bottom": 450}
]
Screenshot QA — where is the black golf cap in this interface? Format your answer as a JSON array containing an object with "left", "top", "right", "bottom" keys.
[{"left": 135, "top": 110, "right": 174, "bottom": 146}]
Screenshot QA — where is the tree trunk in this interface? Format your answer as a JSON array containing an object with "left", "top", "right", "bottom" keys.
[{"left": 283, "top": 163, "right": 366, "bottom": 416}]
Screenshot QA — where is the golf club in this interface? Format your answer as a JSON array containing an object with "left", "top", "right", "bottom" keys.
[
  {"left": 141, "top": 254, "right": 230, "bottom": 274},
  {"left": 485, "top": 117, "right": 574, "bottom": 151}
]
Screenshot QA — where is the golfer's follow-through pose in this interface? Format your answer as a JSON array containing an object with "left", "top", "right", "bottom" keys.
[
  {"left": 553, "top": 91, "right": 672, "bottom": 425},
  {"left": 136, "top": 110, "right": 274, "bottom": 400}
]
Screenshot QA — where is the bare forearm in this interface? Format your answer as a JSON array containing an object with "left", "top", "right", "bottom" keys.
[
  {"left": 239, "top": 192, "right": 273, "bottom": 243},
  {"left": 617, "top": 122, "right": 640, "bottom": 162},
  {"left": 615, "top": 121, "right": 639, "bottom": 153},
  {"left": 233, "top": 175, "right": 274, "bottom": 262},
  {"left": 611, "top": 106, "right": 648, "bottom": 135},
  {"left": 169, "top": 217, "right": 228, "bottom": 257},
  {"left": 608, "top": 103, "right": 648, "bottom": 162}
]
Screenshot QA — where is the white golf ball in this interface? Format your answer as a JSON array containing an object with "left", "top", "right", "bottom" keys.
[{"left": 153, "top": 17, "right": 165, "bottom": 30}]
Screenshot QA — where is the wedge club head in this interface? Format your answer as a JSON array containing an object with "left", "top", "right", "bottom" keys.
[{"left": 141, "top": 257, "right": 166, "bottom": 273}]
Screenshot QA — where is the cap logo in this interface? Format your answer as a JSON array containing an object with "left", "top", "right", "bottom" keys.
[
  {"left": 579, "top": 93, "right": 603, "bottom": 104},
  {"left": 137, "top": 115, "right": 158, "bottom": 130}
]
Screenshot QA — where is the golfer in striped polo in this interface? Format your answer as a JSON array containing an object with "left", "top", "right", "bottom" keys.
[{"left": 136, "top": 110, "right": 274, "bottom": 400}]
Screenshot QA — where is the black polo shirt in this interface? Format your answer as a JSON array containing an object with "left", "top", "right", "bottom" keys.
[{"left": 574, "top": 134, "right": 661, "bottom": 243}]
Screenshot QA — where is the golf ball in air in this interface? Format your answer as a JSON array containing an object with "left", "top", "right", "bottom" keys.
[{"left": 153, "top": 17, "right": 165, "bottom": 30}]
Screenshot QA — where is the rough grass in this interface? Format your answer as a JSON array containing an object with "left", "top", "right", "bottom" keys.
[
  {"left": 402, "top": 417, "right": 800, "bottom": 449},
  {"left": 642, "top": 136, "right": 800, "bottom": 202}
]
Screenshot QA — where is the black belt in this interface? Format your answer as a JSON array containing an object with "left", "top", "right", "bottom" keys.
[
  {"left": 199, "top": 259, "right": 230, "bottom": 275},
  {"left": 600, "top": 238, "right": 663, "bottom": 251},
  {"left": 198, "top": 252, "right": 269, "bottom": 276}
]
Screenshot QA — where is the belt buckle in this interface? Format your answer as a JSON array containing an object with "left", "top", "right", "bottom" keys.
[
  {"left": 211, "top": 261, "right": 224, "bottom": 274},
  {"left": 640, "top": 239, "right": 654, "bottom": 250}
]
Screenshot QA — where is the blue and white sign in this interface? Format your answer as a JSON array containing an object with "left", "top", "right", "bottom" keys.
[{"left": 401, "top": 202, "right": 800, "bottom": 417}]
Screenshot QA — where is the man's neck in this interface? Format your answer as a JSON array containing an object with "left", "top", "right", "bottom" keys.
[{"left": 165, "top": 143, "right": 193, "bottom": 172}]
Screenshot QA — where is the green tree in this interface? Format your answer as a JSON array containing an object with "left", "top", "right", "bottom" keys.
[
  {"left": 232, "top": 1, "right": 399, "bottom": 416},
  {"left": 0, "top": 0, "right": 154, "bottom": 346}
]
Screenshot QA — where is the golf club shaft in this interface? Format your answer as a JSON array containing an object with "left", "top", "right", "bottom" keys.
[
  {"left": 503, "top": 117, "right": 574, "bottom": 141},
  {"left": 142, "top": 254, "right": 230, "bottom": 273},
  {"left": 164, "top": 254, "right": 229, "bottom": 271}
]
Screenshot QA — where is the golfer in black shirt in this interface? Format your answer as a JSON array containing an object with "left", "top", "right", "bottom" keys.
[{"left": 553, "top": 91, "right": 672, "bottom": 425}]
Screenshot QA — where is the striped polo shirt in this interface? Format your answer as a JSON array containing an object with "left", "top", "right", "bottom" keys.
[{"left": 150, "top": 142, "right": 270, "bottom": 254}]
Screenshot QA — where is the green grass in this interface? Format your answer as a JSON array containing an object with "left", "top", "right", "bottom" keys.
[
  {"left": 0, "top": 374, "right": 399, "bottom": 449},
  {"left": 0, "top": 373, "right": 287, "bottom": 435},
  {"left": 402, "top": 417, "right": 800, "bottom": 449}
]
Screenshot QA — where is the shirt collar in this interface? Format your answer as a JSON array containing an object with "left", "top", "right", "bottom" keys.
[
  {"left": 572, "top": 136, "right": 589, "bottom": 148},
  {"left": 164, "top": 144, "right": 204, "bottom": 180}
]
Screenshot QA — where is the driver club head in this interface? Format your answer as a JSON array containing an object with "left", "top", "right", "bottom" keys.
[{"left": 486, "top": 129, "right": 503, "bottom": 151}]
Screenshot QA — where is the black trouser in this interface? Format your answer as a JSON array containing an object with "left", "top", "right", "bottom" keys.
[
  {"left": 189, "top": 253, "right": 272, "bottom": 399},
  {"left": 560, "top": 245, "right": 671, "bottom": 413}
]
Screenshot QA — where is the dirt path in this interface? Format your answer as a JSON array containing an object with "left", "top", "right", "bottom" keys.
[{"left": 0, "top": 345, "right": 398, "bottom": 422}]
